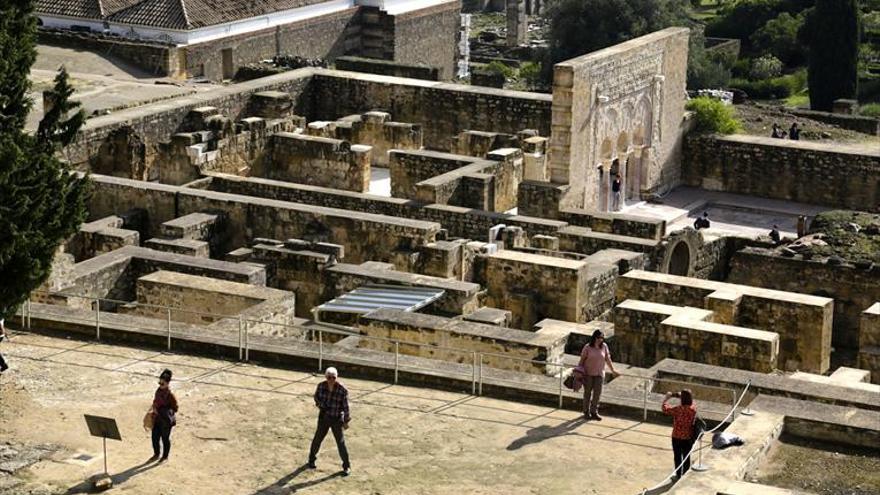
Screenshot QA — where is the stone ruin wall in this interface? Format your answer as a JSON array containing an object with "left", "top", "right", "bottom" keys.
[
  {"left": 549, "top": 27, "right": 690, "bottom": 211},
  {"left": 683, "top": 134, "right": 880, "bottom": 212}
]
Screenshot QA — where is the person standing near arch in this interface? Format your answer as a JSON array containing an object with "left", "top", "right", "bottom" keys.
[{"left": 611, "top": 173, "right": 622, "bottom": 211}]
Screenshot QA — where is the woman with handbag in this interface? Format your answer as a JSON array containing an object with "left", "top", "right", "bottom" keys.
[
  {"left": 148, "top": 369, "right": 178, "bottom": 462},
  {"left": 578, "top": 330, "right": 619, "bottom": 420},
  {"left": 662, "top": 389, "right": 698, "bottom": 480}
]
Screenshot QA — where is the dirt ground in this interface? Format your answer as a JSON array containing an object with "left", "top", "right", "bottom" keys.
[
  {"left": 754, "top": 434, "right": 880, "bottom": 495},
  {"left": 0, "top": 332, "right": 674, "bottom": 495},
  {"left": 734, "top": 102, "right": 880, "bottom": 147},
  {"left": 26, "top": 45, "right": 216, "bottom": 132}
]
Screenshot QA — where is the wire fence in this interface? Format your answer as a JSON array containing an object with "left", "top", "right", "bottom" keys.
[{"left": 18, "top": 290, "right": 741, "bottom": 421}]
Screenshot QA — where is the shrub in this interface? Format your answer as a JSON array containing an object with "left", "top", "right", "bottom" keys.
[
  {"left": 485, "top": 60, "right": 515, "bottom": 79},
  {"left": 729, "top": 69, "right": 807, "bottom": 99},
  {"left": 686, "top": 96, "right": 741, "bottom": 134},
  {"left": 518, "top": 61, "right": 542, "bottom": 87},
  {"left": 861, "top": 103, "right": 880, "bottom": 117},
  {"left": 749, "top": 55, "right": 784, "bottom": 80}
]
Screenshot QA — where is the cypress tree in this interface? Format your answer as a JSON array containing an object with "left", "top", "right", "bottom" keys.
[
  {"left": 0, "top": 1, "right": 90, "bottom": 320},
  {"left": 800, "top": 0, "right": 860, "bottom": 111}
]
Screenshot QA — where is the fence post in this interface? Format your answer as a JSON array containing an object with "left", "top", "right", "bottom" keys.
[
  {"left": 740, "top": 385, "right": 755, "bottom": 416},
  {"left": 471, "top": 352, "right": 477, "bottom": 395},
  {"left": 394, "top": 341, "right": 399, "bottom": 385},
  {"left": 318, "top": 329, "right": 323, "bottom": 372},
  {"left": 478, "top": 354, "right": 483, "bottom": 396},
  {"left": 238, "top": 316, "right": 244, "bottom": 361},
  {"left": 26, "top": 299, "right": 31, "bottom": 330},
  {"left": 558, "top": 366, "right": 564, "bottom": 409},
  {"left": 244, "top": 318, "right": 250, "bottom": 362},
  {"left": 731, "top": 388, "right": 738, "bottom": 421},
  {"left": 691, "top": 434, "right": 709, "bottom": 471},
  {"left": 95, "top": 300, "right": 101, "bottom": 341},
  {"left": 166, "top": 308, "right": 172, "bottom": 351}
]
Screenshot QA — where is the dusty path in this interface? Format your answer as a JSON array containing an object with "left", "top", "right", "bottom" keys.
[{"left": 0, "top": 332, "right": 674, "bottom": 494}]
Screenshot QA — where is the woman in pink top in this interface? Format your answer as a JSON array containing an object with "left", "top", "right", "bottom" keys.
[{"left": 578, "top": 330, "right": 619, "bottom": 420}]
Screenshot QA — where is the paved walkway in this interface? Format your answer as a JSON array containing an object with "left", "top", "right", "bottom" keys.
[{"left": 0, "top": 332, "right": 676, "bottom": 495}]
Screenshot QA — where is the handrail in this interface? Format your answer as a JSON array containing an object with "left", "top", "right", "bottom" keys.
[
  {"left": 21, "top": 289, "right": 739, "bottom": 420},
  {"left": 638, "top": 379, "right": 753, "bottom": 494}
]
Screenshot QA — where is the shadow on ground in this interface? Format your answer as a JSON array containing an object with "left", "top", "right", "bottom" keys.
[
  {"left": 506, "top": 416, "right": 586, "bottom": 450},
  {"left": 251, "top": 463, "right": 344, "bottom": 494},
  {"left": 64, "top": 459, "right": 159, "bottom": 493}
]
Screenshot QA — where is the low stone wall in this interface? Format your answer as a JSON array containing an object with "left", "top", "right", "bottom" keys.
[
  {"left": 267, "top": 132, "right": 371, "bottom": 192},
  {"left": 335, "top": 56, "right": 440, "bottom": 81},
  {"left": 558, "top": 208, "right": 666, "bottom": 240},
  {"left": 357, "top": 308, "right": 567, "bottom": 374},
  {"left": 310, "top": 71, "right": 552, "bottom": 150},
  {"left": 728, "top": 247, "right": 880, "bottom": 350},
  {"left": 859, "top": 304, "right": 880, "bottom": 384},
  {"left": 618, "top": 270, "right": 833, "bottom": 373},
  {"left": 790, "top": 108, "right": 880, "bottom": 136},
  {"left": 389, "top": 150, "right": 481, "bottom": 199},
  {"left": 130, "top": 270, "right": 292, "bottom": 325},
  {"left": 614, "top": 300, "right": 779, "bottom": 372},
  {"left": 683, "top": 134, "right": 880, "bottom": 211}
]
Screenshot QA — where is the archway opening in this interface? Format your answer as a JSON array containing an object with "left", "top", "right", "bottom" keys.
[{"left": 668, "top": 242, "right": 691, "bottom": 276}]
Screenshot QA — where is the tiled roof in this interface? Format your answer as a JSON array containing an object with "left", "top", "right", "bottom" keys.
[
  {"left": 106, "top": 0, "right": 328, "bottom": 29},
  {"left": 35, "top": 0, "right": 141, "bottom": 18}
]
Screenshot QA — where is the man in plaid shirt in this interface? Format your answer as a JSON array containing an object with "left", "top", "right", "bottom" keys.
[{"left": 307, "top": 367, "right": 351, "bottom": 475}]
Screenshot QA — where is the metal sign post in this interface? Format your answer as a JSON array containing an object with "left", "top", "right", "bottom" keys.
[{"left": 84, "top": 415, "right": 122, "bottom": 489}]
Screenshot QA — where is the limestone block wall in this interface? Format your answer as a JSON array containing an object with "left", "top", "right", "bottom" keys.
[
  {"left": 859, "top": 303, "right": 880, "bottom": 384},
  {"left": 267, "top": 132, "right": 371, "bottom": 192},
  {"left": 383, "top": 1, "right": 461, "bottom": 81},
  {"left": 248, "top": 243, "right": 335, "bottom": 318},
  {"left": 131, "top": 271, "right": 292, "bottom": 325},
  {"left": 477, "top": 250, "right": 606, "bottom": 330},
  {"left": 728, "top": 247, "right": 880, "bottom": 350},
  {"left": 349, "top": 112, "right": 423, "bottom": 167},
  {"left": 334, "top": 56, "right": 441, "bottom": 81},
  {"left": 38, "top": 29, "right": 182, "bottom": 77},
  {"left": 613, "top": 300, "right": 780, "bottom": 372},
  {"left": 309, "top": 71, "right": 552, "bottom": 150},
  {"left": 616, "top": 270, "right": 833, "bottom": 373},
  {"left": 389, "top": 150, "right": 482, "bottom": 199},
  {"left": 549, "top": 28, "right": 690, "bottom": 210},
  {"left": 357, "top": 308, "right": 567, "bottom": 374},
  {"left": 683, "top": 135, "right": 880, "bottom": 211}
]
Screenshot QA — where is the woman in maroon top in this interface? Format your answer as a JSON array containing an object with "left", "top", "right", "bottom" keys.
[
  {"left": 662, "top": 389, "right": 697, "bottom": 479},
  {"left": 577, "top": 330, "right": 619, "bottom": 420},
  {"left": 149, "top": 369, "right": 178, "bottom": 462}
]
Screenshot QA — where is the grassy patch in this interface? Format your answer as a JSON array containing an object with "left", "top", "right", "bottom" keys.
[
  {"left": 806, "top": 210, "right": 880, "bottom": 264},
  {"left": 784, "top": 92, "right": 809, "bottom": 108}
]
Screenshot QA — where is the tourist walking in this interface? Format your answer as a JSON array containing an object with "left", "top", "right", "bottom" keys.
[
  {"left": 148, "top": 369, "right": 178, "bottom": 462},
  {"left": 789, "top": 122, "right": 800, "bottom": 141},
  {"left": 308, "top": 367, "right": 351, "bottom": 475},
  {"left": 662, "top": 390, "right": 698, "bottom": 479},
  {"left": 0, "top": 319, "right": 9, "bottom": 374},
  {"left": 578, "top": 330, "right": 619, "bottom": 420},
  {"left": 611, "top": 174, "right": 622, "bottom": 211}
]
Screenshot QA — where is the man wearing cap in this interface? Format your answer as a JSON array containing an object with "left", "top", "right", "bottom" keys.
[{"left": 307, "top": 367, "right": 351, "bottom": 475}]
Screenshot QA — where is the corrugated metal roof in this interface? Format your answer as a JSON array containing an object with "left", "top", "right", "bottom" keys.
[{"left": 316, "top": 284, "right": 445, "bottom": 316}]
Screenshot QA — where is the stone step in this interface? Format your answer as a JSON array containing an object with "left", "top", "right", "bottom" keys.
[{"left": 829, "top": 366, "right": 871, "bottom": 384}]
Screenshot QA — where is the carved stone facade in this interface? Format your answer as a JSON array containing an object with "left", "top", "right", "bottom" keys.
[{"left": 549, "top": 28, "right": 689, "bottom": 211}]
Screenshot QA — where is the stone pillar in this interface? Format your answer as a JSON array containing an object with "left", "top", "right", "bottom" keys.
[{"left": 506, "top": 0, "right": 526, "bottom": 47}]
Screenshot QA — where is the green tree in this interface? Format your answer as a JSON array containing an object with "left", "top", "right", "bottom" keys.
[
  {"left": 546, "top": 0, "right": 730, "bottom": 89},
  {"left": 799, "top": 0, "right": 860, "bottom": 111},
  {"left": 750, "top": 12, "right": 806, "bottom": 66},
  {"left": 0, "top": 2, "right": 91, "bottom": 320}
]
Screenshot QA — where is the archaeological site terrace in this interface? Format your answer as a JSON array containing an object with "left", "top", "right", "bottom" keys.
[{"left": 2, "top": 20, "right": 879, "bottom": 495}]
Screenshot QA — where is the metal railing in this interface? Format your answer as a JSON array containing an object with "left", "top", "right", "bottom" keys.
[{"left": 18, "top": 290, "right": 739, "bottom": 421}]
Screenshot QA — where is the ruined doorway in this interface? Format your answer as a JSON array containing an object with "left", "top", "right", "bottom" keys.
[
  {"left": 668, "top": 241, "right": 691, "bottom": 276},
  {"left": 221, "top": 48, "right": 235, "bottom": 80}
]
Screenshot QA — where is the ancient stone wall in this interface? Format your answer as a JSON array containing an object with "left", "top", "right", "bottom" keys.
[
  {"left": 616, "top": 270, "right": 833, "bottom": 373},
  {"left": 357, "top": 308, "right": 566, "bottom": 374},
  {"left": 728, "top": 247, "right": 880, "bottom": 350},
  {"left": 549, "top": 28, "right": 690, "bottom": 211},
  {"left": 386, "top": 1, "right": 461, "bottom": 81},
  {"left": 185, "top": 8, "right": 360, "bottom": 81},
  {"left": 309, "top": 71, "right": 551, "bottom": 149},
  {"left": 335, "top": 56, "right": 440, "bottom": 80},
  {"left": 267, "top": 132, "right": 371, "bottom": 192},
  {"left": 859, "top": 304, "right": 880, "bottom": 383},
  {"left": 389, "top": 150, "right": 480, "bottom": 199},
  {"left": 683, "top": 134, "right": 880, "bottom": 211}
]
